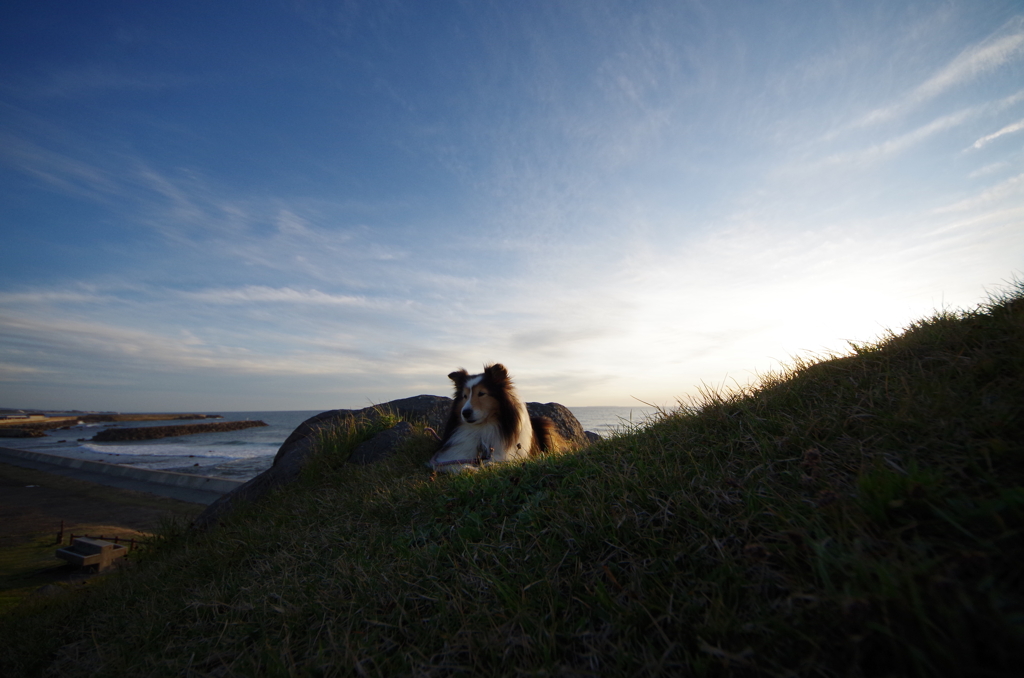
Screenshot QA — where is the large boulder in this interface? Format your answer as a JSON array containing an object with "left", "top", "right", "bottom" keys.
[
  {"left": 272, "top": 394, "right": 452, "bottom": 466},
  {"left": 361, "top": 394, "right": 452, "bottom": 432},
  {"left": 526, "top": 402, "right": 588, "bottom": 448},
  {"left": 193, "top": 395, "right": 589, "bottom": 530},
  {"left": 194, "top": 395, "right": 451, "bottom": 530},
  {"left": 349, "top": 421, "right": 415, "bottom": 465}
]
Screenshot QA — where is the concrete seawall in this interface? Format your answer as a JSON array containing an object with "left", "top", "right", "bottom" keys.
[{"left": 0, "top": 446, "right": 244, "bottom": 505}]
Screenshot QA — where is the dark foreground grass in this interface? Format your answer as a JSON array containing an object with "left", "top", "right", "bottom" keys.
[{"left": 2, "top": 286, "right": 1022, "bottom": 677}]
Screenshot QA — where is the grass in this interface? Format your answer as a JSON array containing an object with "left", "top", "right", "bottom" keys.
[
  {"left": 0, "top": 530, "right": 155, "bottom": 615},
  {"left": 0, "top": 463, "right": 202, "bottom": 614},
  {"left": 2, "top": 284, "right": 1022, "bottom": 676},
  {"left": 0, "top": 535, "right": 77, "bottom": 612}
]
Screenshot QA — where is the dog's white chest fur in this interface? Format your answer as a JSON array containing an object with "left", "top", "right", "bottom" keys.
[{"left": 429, "top": 407, "right": 532, "bottom": 473}]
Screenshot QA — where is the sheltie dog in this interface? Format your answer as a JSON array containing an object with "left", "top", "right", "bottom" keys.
[{"left": 428, "top": 363, "right": 557, "bottom": 473}]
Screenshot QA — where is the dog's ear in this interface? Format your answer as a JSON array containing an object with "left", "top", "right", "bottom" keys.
[
  {"left": 448, "top": 369, "right": 469, "bottom": 387},
  {"left": 484, "top": 363, "right": 509, "bottom": 385}
]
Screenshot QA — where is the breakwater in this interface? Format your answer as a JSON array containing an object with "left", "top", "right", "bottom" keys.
[
  {"left": 0, "top": 428, "right": 46, "bottom": 438},
  {"left": 92, "top": 420, "right": 268, "bottom": 442}
]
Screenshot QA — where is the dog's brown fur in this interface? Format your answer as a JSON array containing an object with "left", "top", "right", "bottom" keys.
[{"left": 440, "top": 363, "right": 559, "bottom": 457}]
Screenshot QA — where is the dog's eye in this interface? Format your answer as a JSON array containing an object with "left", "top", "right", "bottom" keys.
[{"left": 478, "top": 391, "right": 487, "bottom": 397}]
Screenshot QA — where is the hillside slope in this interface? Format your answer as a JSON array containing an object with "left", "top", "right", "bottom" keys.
[{"left": 2, "top": 285, "right": 1022, "bottom": 677}]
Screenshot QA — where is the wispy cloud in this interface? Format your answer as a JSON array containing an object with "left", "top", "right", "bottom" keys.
[
  {"left": 0, "top": 311, "right": 366, "bottom": 377},
  {"left": 969, "top": 118, "right": 1024, "bottom": 149},
  {"left": 25, "top": 65, "right": 192, "bottom": 99},
  {"left": 0, "top": 290, "right": 113, "bottom": 305},
  {"left": 181, "top": 286, "right": 377, "bottom": 308},
  {"left": 933, "top": 172, "right": 1024, "bottom": 214},
  {"left": 860, "top": 16, "right": 1024, "bottom": 125},
  {"left": 914, "top": 26, "right": 1024, "bottom": 98},
  {"left": 0, "top": 362, "right": 43, "bottom": 380},
  {"left": 968, "top": 161, "right": 1011, "bottom": 179},
  {"left": 0, "top": 131, "right": 124, "bottom": 201},
  {"left": 819, "top": 108, "right": 976, "bottom": 169}
]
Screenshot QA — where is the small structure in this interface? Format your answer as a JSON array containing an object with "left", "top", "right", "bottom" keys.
[{"left": 55, "top": 537, "right": 128, "bottom": 572}]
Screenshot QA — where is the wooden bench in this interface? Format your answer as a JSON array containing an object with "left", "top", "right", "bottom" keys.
[{"left": 55, "top": 537, "right": 128, "bottom": 572}]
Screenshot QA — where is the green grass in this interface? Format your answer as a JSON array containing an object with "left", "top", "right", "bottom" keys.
[
  {"left": 0, "top": 536, "right": 72, "bottom": 612},
  {"left": 2, "top": 284, "right": 1022, "bottom": 676}
]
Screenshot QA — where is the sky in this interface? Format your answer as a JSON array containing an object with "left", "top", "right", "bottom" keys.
[{"left": 1, "top": 1, "right": 1022, "bottom": 412}]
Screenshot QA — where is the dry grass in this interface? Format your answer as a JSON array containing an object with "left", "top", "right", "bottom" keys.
[{"left": 2, "top": 284, "right": 1022, "bottom": 676}]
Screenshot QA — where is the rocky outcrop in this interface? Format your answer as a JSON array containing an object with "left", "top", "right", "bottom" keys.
[
  {"left": 526, "top": 402, "right": 588, "bottom": 448},
  {"left": 193, "top": 395, "right": 591, "bottom": 530},
  {"left": 349, "top": 421, "right": 415, "bottom": 465},
  {"left": 271, "top": 395, "right": 451, "bottom": 465},
  {"left": 0, "top": 428, "right": 46, "bottom": 438},
  {"left": 193, "top": 396, "right": 452, "bottom": 530},
  {"left": 91, "top": 420, "right": 267, "bottom": 442}
]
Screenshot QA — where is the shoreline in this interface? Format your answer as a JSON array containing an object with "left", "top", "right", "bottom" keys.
[{"left": 0, "top": 446, "right": 242, "bottom": 505}]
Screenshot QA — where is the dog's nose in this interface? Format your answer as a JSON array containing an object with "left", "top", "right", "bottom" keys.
[{"left": 462, "top": 408, "right": 474, "bottom": 421}]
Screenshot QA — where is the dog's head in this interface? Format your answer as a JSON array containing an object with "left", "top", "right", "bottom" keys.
[{"left": 449, "top": 363, "right": 510, "bottom": 425}]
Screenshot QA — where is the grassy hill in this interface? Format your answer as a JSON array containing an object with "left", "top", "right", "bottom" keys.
[{"left": 2, "top": 284, "right": 1022, "bottom": 677}]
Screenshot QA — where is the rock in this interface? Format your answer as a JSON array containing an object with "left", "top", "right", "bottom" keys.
[
  {"left": 92, "top": 420, "right": 267, "bottom": 442},
  {"left": 194, "top": 396, "right": 451, "bottom": 530},
  {"left": 584, "top": 431, "right": 602, "bottom": 444},
  {"left": 0, "top": 428, "right": 46, "bottom": 438},
  {"left": 193, "top": 395, "right": 590, "bottom": 530},
  {"left": 371, "top": 395, "right": 452, "bottom": 431},
  {"left": 349, "top": 421, "right": 415, "bottom": 465},
  {"left": 526, "top": 402, "right": 588, "bottom": 448}
]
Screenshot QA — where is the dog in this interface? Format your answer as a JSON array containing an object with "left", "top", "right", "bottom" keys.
[{"left": 427, "top": 363, "right": 558, "bottom": 473}]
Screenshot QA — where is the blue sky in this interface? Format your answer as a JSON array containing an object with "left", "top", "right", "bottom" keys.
[{"left": 1, "top": 1, "right": 1022, "bottom": 412}]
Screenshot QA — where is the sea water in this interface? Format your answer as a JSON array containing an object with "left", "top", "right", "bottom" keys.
[{"left": 1, "top": 406, "right": 661, "bottom": 481}]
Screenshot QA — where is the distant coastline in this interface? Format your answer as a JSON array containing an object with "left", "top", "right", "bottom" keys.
[{"left": 0, "top": 412, "right": 224, "bottom": 431}]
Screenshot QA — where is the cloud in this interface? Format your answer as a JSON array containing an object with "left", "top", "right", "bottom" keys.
[
  {"left": 913, "top": 21, "right": 1024, "bottom": 99},
  {"left": 968, "top": 161, "right": 1011, "bottom": 179},
  {"left": 0, "top": 310, "right": 371, "bottom": 377},
  {"left": 181, "top": 286, "right": 377, "bottom": 307},
  {"left": 0, "top": 362, "right": 44, "bottom": 380},
  {"left": 860, "top": 16, "right": 1024, "bottom": 125},
  {"left": 933, "top": 172, "right": 1024, "bottom": 214},
  {"left": 823, "top": 107, "right": 976, "bottom": 168},
  {"left": 969, "top": 118, "right": 1024, "bottom": 149},
  {"left": 0, "top": 290, "right": 113, "bottom": 305},
  {"left": 18, "top": 65, "right": 191, "bottom": 99},
  {"left": 0, "top": 131, "right": 125, "bottom": 201}
]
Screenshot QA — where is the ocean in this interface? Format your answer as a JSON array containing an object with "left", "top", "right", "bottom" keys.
[{"left": 1, "top": 405, "right": 660, "bottom": 481}]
